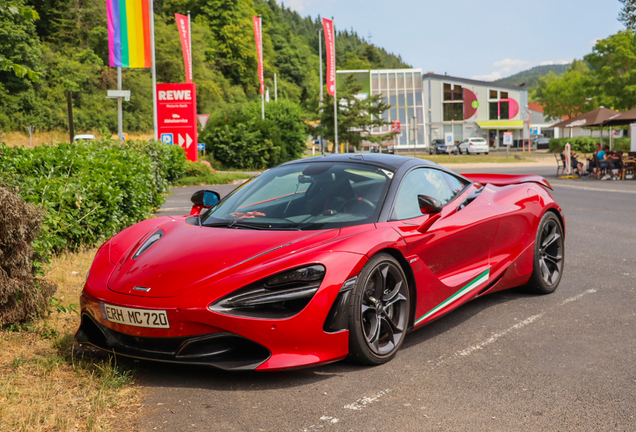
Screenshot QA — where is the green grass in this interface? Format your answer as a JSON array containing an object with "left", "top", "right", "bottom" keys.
[{"left": 175, "top": 172, "right": 254, "bottom": 187}]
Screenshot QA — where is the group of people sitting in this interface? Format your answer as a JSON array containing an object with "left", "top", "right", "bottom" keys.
[{"left": 563, "top": 143, "right": 621, "bottom": 180}]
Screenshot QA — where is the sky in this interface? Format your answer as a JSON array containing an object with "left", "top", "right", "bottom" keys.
[{"left": 280, "top": 0, "right": 625, "bottom": 81}]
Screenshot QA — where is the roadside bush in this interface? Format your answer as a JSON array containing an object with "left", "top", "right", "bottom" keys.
[
  {"left": 0, "top": 139, "right": 186, "bottom": 257},
  {"left": 549, "top": 137, "right": 608, "bottom": 153},
  {"left": 549, "top": 136, "right": 631, "bottom": 153},
  {"left": 0, "top": 186, "right": 56, "bottom": 324},
  {"left": 200, "top": 99, "right": 308, "bottom": 169},
  {"left": 184, "top": 160, "right": 213, "bottom": 177}
]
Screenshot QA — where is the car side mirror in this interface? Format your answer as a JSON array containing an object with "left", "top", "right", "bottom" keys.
[
  {"left": 418, "top": 195, "right": 443, "bottom": 214},
  {"left": 190, "top": 190, "right": 220, "bottom": 215}
]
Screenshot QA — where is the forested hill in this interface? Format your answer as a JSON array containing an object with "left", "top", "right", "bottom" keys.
[
  {"left": 0, "top": 0, "right": 409, "bottom": 133},
  {"left": 494, "top": 64, "right": 569, "bottom": 89}
]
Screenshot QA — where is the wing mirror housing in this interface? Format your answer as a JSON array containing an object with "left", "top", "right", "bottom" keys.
[
  {"left": 190, "top": 190, "right": 220, "bottom": 215},
  {"left": 418, "top": 195, "right": 443, "bottom": 214}
]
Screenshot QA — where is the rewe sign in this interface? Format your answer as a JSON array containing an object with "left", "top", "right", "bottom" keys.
[{"left": 157, "top": 83, "right": 198, "bottom": 161}]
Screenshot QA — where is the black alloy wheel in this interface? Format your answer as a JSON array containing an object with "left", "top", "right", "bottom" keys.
[
  {"left": 348, "top": 253, "right": 410, "bottom": 365},
  {"left": 525, "top": 212, "right": 564, "bottom": 294}
]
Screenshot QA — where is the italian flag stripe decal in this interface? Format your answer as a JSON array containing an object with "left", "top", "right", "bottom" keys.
[{"left": 414, "top": 268, "right": 490, "bottom": 326}]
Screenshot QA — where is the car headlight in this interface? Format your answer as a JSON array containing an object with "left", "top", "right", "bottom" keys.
[{"left": 209, "top": 265, "right": 326, "bottom": 319}]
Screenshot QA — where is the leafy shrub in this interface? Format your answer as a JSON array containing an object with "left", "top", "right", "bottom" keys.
[
  {"left": 200, "top": 100, "right": 308, "bottom": 169},
  {"left": 549, "top": 136, "right": 631, "bottom": 153},
  {"left": 0, "top": 139, "right": 186, "bottom": 257},
  {"left": 184, "top": 160, "right": 213, "bottom": 177},
  {"left": 201, "top": 124, "right": 278, "bottom": 169}
]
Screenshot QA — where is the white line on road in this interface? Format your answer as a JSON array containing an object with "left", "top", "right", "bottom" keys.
[
  {"left": 343, "top": 389, "right": 391, "bottom": 411},
  {"left": 553, "top": 183, "right": 636, "bottom": 194},
  {"left": 456, "top": 313, "right": 545, "bottom": 358}
]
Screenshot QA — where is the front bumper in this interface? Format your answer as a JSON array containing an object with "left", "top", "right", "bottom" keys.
[
  {"left": 77, "top": 312, "right": 271, "bottom": 370},
  {"left": 77, "top": 252, "right": 367, "bottom": 371}
]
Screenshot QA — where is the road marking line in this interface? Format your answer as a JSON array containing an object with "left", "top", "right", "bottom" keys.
[
  {"left": 560, "top": 289, "right": 597, "bottom": 305},
  {"left": 553, "top": 183, "right": 636, "bottom": 194},
  {"left": 456, "top": 313, "right": 545, "bottom": 358},
  {"left": 438, "top": 288, "right": 598, "bottom": 365},
  {"left": 343, "top": 388, "right": 391, "bottom": 411}
]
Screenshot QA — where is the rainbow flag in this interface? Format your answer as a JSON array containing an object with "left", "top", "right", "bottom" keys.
[{"left": 106, "top": 0, "right": 152, "bottom": 68}]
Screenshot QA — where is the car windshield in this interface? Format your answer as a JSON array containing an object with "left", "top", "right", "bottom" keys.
[{"left": 201, "top": 162, "right": 393, "bottom": 230}]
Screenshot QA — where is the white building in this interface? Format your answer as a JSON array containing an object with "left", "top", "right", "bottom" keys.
[{"left": 423, "top": 73, "right": 528, "bottom": 148}]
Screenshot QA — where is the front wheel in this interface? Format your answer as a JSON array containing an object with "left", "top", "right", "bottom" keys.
[
  {"left": 524, "top": 212, "right": 564, "bottom": 294},
  {"left": 348, "top": 253, "right": 410, "bottom": 365}
]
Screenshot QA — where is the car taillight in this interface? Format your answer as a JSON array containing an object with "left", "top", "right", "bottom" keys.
[{"left": 469, "top": 142, "right": 473, "bottom": 145}]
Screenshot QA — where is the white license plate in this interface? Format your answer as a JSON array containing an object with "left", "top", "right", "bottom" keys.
[{"left": 100, "top": 303, "right": 170, "bottom": 329}]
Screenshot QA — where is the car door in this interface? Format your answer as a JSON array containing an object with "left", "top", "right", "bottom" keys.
[{"left": 386, "top": 168, "right": 500, "bottom": 324}]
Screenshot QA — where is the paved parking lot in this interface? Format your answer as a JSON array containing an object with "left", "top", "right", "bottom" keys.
[{"left": 139, "top": 162, "right": 636, "bottom": 432}]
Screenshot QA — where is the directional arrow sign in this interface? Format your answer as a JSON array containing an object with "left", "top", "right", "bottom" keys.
[{"left": 186, "top": 133, "right": 193, "bottom": 148}]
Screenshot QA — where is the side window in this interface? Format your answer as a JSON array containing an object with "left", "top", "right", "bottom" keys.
[
  {"left": 443, "top": 173, "right": 469, "bottom": 201},
  {"left": 392, "top": 168, "right": 457, "bottom": 220}
]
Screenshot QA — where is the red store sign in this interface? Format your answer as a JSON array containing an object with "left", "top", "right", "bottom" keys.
[{"left": 157, "top": 83, "right": 198, "bottom": 162}]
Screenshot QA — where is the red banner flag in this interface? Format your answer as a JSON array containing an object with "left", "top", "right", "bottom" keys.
[
  {"left": 175, "top": 13, "right": 192, "bottom": 83},
  {"left": 253, "top": 16, "right": 264, "bottom": 95},
  {"left": 322, "top": 18, "right": 336, "bottom": 96}
]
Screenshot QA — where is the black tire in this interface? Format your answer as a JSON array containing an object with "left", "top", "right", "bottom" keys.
[
  {"left": 458, "top": 148, "right": 462, "bottom": 155},
  {"left": 348, "top": 253, "right": 410, "bottom": 365},
  {"left": 525, "top": 212, "right": 564, "bottom": 294}
]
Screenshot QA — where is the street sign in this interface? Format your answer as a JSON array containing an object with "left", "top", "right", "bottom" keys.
[
  {"left": 157, "top": 83, "right": 198, "bottom": 162},
  {"left": 161, "top": 133, "right": 174, "bottom": 144},
  {"left": 445, "top": 132, "right": 453, "bottom": 145},
  {"left": 503, "top": 132, "right": 513, "bottom": 146},
  {"left": 106, "top": 90, "right": 131, "bottom": 101},
  {"left": 391, "top": 120, "right": 401, "bottom": 133},
  {"left": 197, "top": 142, "right": 205, "bottom": 151},
  {"left": 197, "top": 114, "right": 210, "bottom": 130}
]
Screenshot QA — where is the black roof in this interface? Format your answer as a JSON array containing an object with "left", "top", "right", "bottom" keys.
[{"left": 285, "top": 153, "right": 438, "bottom": 172}]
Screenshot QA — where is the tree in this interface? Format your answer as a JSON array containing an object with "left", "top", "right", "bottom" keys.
[
  {"left": 534, "top": 61, "right": 602, "bottom": 120},
  {"left": 585, "top": 30, "right": 636, "bottom": 111},
  {"left": 0, "top": 0, "right": 40, "bottom": 81},
  {"left": 316, "top": 74, "right": 394, "bottom": 151},
  {"left": 619, "top": 0, "right": 636, "bottom": 30}
]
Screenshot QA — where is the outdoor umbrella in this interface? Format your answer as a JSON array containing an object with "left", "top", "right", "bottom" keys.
[
  {"left": 600, "top": 107, "right": 636, "bottom": 126},
  {"left": 552, "top": 107, "right": 620, "bottom": 148}
]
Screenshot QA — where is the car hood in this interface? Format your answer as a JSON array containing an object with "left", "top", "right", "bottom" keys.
[{"left": 107, "top": 220, "right": 338, "bottom": 298}]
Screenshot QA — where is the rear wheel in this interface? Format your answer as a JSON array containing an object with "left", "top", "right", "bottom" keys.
[
  {"left": 348, "top": 253, "right": 410, "bottom": 365},
  {"left": 525, "top": 212, "right": 564, "bottom": 294}
]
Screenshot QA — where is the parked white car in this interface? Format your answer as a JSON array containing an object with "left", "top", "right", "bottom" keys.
[
  {"left": 73, "top": 134, "right": 96, "bottom": 142},
  {"left": 458, "top": 137, "right": 489, "bottom": 154}
]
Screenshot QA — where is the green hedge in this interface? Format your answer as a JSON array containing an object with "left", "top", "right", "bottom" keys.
[
  {"left": 0, "top": 139, "right": 186, "bottom": 257},
  {"left": 549, "top": 136, "right": 631, "bottom": 153}
]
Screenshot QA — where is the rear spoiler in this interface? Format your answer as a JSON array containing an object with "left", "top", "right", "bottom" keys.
[{"left": 462, "top": 173, "right": 553, "bottom": 191}]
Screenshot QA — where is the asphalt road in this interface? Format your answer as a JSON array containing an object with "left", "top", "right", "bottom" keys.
[{"left": 137, "top": 163, "right": 636, "bottom": 432}]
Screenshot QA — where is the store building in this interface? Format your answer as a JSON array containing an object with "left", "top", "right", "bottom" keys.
[
  {"left": 422, "top": 73, "right": 528, "bottom": 148},
  {"left": 337, "top": 69, "right": 427, "bottom": 150}
]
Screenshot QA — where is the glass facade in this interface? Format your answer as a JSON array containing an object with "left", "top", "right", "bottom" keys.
[{"left": 367, "top": 69, "right": 425, "bottom": 147}]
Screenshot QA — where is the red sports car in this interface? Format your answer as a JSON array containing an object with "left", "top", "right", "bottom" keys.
[{"left": 77, "top": 154, "right": 565, "bottom": 371}]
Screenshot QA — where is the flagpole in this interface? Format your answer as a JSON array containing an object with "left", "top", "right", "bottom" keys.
[
  {"left": 318, "top": 28, "right": 323, "bottom": 154},
  {"left": 259, "top": 15, "right": 265, "bottom": 120},
  {"left": 149, "top": 0, "right": 158, "bottom": 140},
  {"left": 333, "top": 17, "right": 338, "bottom": 154},
  {"left": 187, "top": 11, "right": 192, "bottom": 77},
  {"left": 117, "top": 67, "right": 123, "bottom": 140}
]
